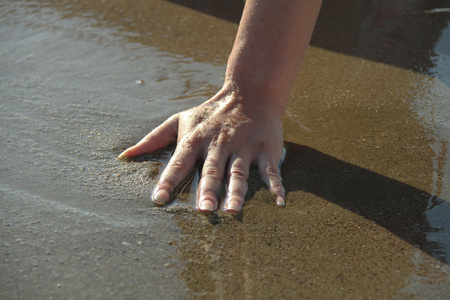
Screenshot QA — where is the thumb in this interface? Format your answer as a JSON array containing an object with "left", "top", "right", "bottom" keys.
[{"left": 118, "top": 114, "right": 179, "bottom": 159}]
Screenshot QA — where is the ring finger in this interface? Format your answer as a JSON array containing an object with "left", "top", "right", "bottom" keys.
[{"left": 224, "top": 152, "right": 251, "bottom": 212}]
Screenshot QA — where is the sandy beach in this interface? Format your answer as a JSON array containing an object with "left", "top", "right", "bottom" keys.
[{"left": 1, "top": 0, "right": 449, "bottom": 298}]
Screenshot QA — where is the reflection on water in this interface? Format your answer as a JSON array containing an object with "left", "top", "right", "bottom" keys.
[{"left": 433, "top": 20, "right": 450, "bottom": 86}]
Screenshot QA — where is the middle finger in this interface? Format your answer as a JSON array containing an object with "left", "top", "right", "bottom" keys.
[{"left": 197, "top": 148, "right": 228, "bottom": 212}]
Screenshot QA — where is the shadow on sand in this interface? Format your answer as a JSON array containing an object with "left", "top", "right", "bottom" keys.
[
  {"left": 169, "top": 0, "right": 450, "bottom": 74},
  {"left": 278, "top": 142, "right": 447, "bottom": 264}
]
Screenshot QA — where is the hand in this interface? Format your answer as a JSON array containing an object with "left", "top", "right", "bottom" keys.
[
  {"left": 117, "top": 0, "right": 322, "bottom": 213},
  {"left": 118, "top": 84, "right": 286, "bottom": 212}
]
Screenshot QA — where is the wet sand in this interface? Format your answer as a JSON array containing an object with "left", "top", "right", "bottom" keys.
[{"left": 1, "top": 0, "right": 449, "bottom": 299}]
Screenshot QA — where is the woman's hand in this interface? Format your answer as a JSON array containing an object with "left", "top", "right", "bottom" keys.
[
  {"left": 118, "top": 0, "right": 322, "bottom": 212},
  {"left": 118, "top": 84, "right": 286, "bottom": 212}
]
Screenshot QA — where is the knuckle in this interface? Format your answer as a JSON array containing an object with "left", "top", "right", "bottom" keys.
[
  {"left": 270, "top": 180, "right": 285, "bottom": 197},
  {"left": 156, "top": 180, "right": 175, "bottom": 191},
  {"left": 180, "top": 131, "right": 201, "bottom": 145},
  {"left": 227, "top": 194, "right": 244, "bottom": 204},
  {"left": 272, "top": 182, "right": 285, "bottom": 194},
  {"left": 169, "top": 158, "right": 185, "bottom": 171},
  {"left": 203, "top": 166, "right": 221, "bottom": 178},
  {"left": 216, "top": 132, "right": 232, "bottom": 147},
  {"left": 188, "top": 130, "right": 203, "bottom": 144},
  {"left": 256, "top": 141, "right": 273, "bottom": 153},
  {"left": 230, "top": 168, "right": 247, "bottom": 180},
  {"left": 166, "top": 113, "right": 179, "bottom": 124},
  {"left": 229, "top": 157, "right": 248, "bottom": 179},
  {"left": 204, "top": 154, "right": 220, "bottom": 166},
  {"left": 198, "top": 181, "right": 219, "bottom": 201},
  {"left": 200, "top": 190, "right": 217, "bottom": 199},
  {"left": 162, "top": 158, "right": 186, "bottom": 182},
  {"left": 202, "top": 156, "right": 223, "bottom": 180},
  {"left": 266, "top": 164, "right": 280, "bottom": 178},
  {"left": 232, "top": 157, "right": 246, "bottom": 169}
]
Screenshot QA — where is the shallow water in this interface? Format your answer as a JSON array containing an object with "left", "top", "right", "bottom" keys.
[
  {"left": 0, "top": 1, "right": 222, "bottom": 298},
  {"left": 1, "top": 0, "right": 449, "bottom": 298}
]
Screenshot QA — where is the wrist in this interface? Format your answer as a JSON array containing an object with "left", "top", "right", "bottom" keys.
[
  {"left": 225, "top": 54, "right": 295, "bottom": 107},
  {"left": 215, "top": 79, "right": 288, "bottom": 120}
]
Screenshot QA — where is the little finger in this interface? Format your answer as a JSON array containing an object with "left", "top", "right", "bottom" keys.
[{"left": 258, "top": 154, "right": 286, "bottom": 206}]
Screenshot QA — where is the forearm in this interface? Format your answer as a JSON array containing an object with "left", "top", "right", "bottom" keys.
[{"left": 225, "top": 0, "right": 322, "bottom": 117}]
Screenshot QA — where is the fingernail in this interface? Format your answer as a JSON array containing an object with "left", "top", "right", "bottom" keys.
[
  {"left": 276, "top": 196, "right": 286, "bottom": 207},
  {"left": 152, "top": 189, "right": 170, "bottom": 205},
  {"left": 198, "top": 200, "right": 215, "bottom": 212},
  {"left": 116, "top": 152, "right": 128, "bottom": 161},
  {"left": 225, "top": 200, "right": 240, "bottom": 212}
]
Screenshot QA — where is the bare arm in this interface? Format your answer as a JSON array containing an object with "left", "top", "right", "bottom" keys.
[
  {"left": 118, "top": 0, "right": 322, "bottom": 212},
  {"left": 226, "top": 0, "right": 321, "bottom": 116}
]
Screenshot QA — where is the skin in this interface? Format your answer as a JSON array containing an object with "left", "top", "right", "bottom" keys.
[{"left": 118, "top": 0, "right": 322, "bottom": 212}]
